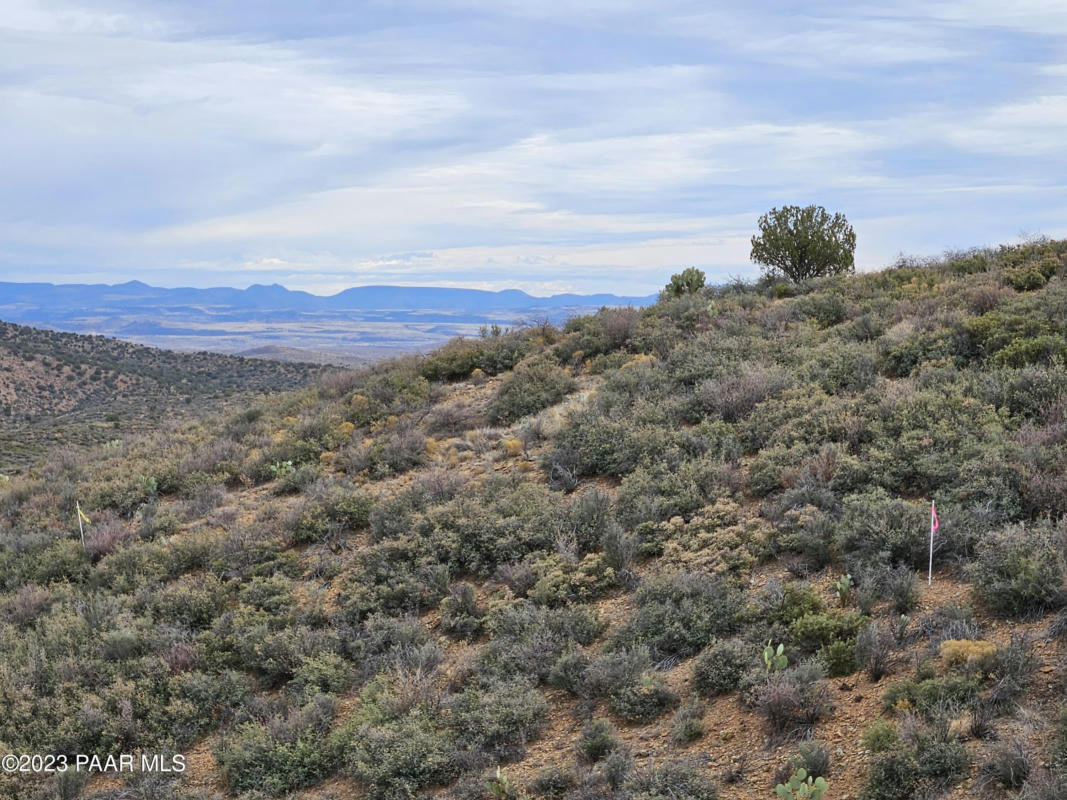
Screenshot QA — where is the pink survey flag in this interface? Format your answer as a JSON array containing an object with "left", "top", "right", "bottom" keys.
[{"left": 931, "top": 501, "right": 939, "bottom": 532}]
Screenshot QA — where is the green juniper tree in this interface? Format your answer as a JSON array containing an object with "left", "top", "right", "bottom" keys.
[{"left": 750, "top": 205, "right": 856, "bottom": 282}]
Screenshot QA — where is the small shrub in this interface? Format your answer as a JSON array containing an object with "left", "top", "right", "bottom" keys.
[
  {"left": 152, "top": 575, "right": 225, "bottom": 630},
  {"left": 426, "top": 401, "right": 482, "bottom": 436},
  {"left": 420, "top": 331, "right": 531, "bottom": 381},
  {"left": 584, "top": 647, "right": 650, "bottom": 699},
  {"left": 988, "top": 633, "right": 1036, "bottom": 709},
  {"left": 862, "top": 719, "right": 898, "bottom": 753},
  {"left": 1055, "top": 706, "right": 1067, "bottom": 773},
  {"left": 347, "top": 613, "right": 442, "bottom": 683},
  {"left": 968, "top": 523, "right": 1066, "bottom": 617},
  {"left": 1004, "top": 266, "right": 1049, "bottom": 291},
  {"left": 915, "top": 733, "right": 969, "bottom": 786},
  {"left": 602, "top": 745, "right": 636, "bottom": 789},
  {"left": 1046, "top": 607, "right": 1067, "bottom": 639},
  {"left": 628, "top": 760, "right": 719, "bottom": 800},
  {"left": 789, "top": 610, "right": 864, "bottom": 653},
  {"left": 856, "top": 622, "right": 895, "bottom": 681},
  {"left": 860, "top": 751, "right": 920, "bottom": 800},
  {"left": 480, "top": 602, "right": 601, "bottom": 684},
  {"left": 834, "top": 489, "right": 928, "bottom": 568},
  {"left": 671, "top": 703, "right": 706, "bottom": 743},
  {"left": 440, "top": 582, "right": 484, "bottom": 641},
  {"left": 693, "top": 639, "right": 751, "bottom": 698},
  {"left": 528, "top": 552, "right": 615, "bottom": 607},
  {"left": 217, "top": 698, "right": 338, "bottom": 796},
  {"left": 85, "top": 518, "right": 135, "bottom": 559},
  {"left": 601, "top": 520, "right": 638, "bottom": 575},
  {"left": 816, "top": 639, "right": 856, "bottom": 678},
  {"left": 795, "top": 291, "right": 848, "bottom": 328},
  {"left": 969, "top": 701, "right": 998, "bottom": 741},
  {"left": 545, "top": 647, "right": 589, "bottom": 694},
  {"left": 447, "top": 772, "right": 491, "bottom": 800},
  {"left": 288, "top": 483, "right": 374, "bottom": 544},
  {"left": 979, "top": 740, "right": 1032, "bottom": 790},
  {"left": 529, "top": 766, "right": 576, "bottom": 798},
  {"left": 882, "top": 566, "right": 921, "bottom": 614},
  {"left": 1020, "top": 772, "right": 1067, "bottom": 800},
  {"left": 882, "top": 676, "right": 980, "bottom": 715},
  {"left": 753, "top": 661, "right": 832, "bottom": 736},
  {"left": 938, "top": 638, "right": 997, "bottom": 669},
  {"left": 693, "top": 364, "right": 790, "bottom": 423},
  {"left": 578, "top": 718, "right": 619, "bottom": 762},
  {"left": 615, "top": 455, "right": 723, "bottom": 526},
  {"left": 493, "top": 561, "right": 536, "bottom": 597},
  {"left": 290, "top": 652, "right": 353, "bottom": 697},
  {"left": 273, "top": 463, "right": 320, "bottom": 495},
  {"left": 608, "top": 674, "right": 680, "bottom": 723},
  {"left": 917, "top": 604, "right": 980, "bottom": 649},
  {"left": 764, "top": 583, "right": 826, "bottom": 626},
  {"left": 238, "top": 575, "right": 295, "bottom": 614},
  {"left": 548, "top": 462, "right": 579, "bottom": 493}
]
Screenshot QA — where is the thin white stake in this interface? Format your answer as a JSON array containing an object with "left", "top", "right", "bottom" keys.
[
  {"left": 76, "top": 501, "right": 86, "bottom": 553},
  {"left": 928, "top": 501, "right": 936, "bottom": 586}
]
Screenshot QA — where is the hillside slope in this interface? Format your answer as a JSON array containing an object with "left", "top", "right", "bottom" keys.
[
  {"left": 0, "top": 321, "right": 323, "bottom": 473},
  {"left": 3, "top": 240, "right": 1067, "bottom": 800}
]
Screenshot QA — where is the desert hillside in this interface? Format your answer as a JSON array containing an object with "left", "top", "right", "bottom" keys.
[
  {"left": 0, "top": 322, "right": 323, "bottom": 474},
  {"left": 3, "top": 240, "right": 1067, "bottom": 800}
]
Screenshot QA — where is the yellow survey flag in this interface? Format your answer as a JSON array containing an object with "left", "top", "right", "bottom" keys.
[{"left": 77, "top": 503, "right": 91, "bottom": 526}]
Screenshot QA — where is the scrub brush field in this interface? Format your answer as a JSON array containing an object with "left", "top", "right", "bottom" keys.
[{"left": 3, "top": 239, "right": 1067, "bottom": 800}]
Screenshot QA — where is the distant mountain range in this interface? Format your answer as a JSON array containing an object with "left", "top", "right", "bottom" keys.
[
  {"left": 0, "top": 280, "right": 656, "bottom": 315},
  {"left": 0, "top": 280, "right": 658, "bottom": 363}
]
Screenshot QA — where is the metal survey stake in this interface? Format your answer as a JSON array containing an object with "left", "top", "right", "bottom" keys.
[{"left": 928, "top": 501, "right": 939, "bottom": 586}]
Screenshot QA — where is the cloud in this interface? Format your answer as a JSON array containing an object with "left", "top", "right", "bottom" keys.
[
  {"left": 2, "top": 0, "right": 1067, "bottom": 293},
  {"left": 2, "top": 0, "right": 171, "bottom": 36},
  {"left": 662, "top": 9, "right": 968, "bottom": 70},
  {"left": 940, "top": 95, "right": 1067, "bottom": 156},
  {"left": 911, "top": 1, "right": 1067, "bottom": 35}
]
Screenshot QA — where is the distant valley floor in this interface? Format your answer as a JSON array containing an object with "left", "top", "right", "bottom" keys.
[
  {"left": 0, "top": 280, "right": 656, "bottom": 366},
  {"left": 98, "top": 319, "right": 488, "bottom": 367}
]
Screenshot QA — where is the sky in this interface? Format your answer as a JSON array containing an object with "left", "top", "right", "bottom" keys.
[{"left": 1, "top": 1, "right": 1066, "bottom": 296}]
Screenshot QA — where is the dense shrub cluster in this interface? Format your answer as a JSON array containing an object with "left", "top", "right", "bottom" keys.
[
  {"left": 420, "top": 328, "right": 535, "bottom": 381},
  {"left": 486, "top": 360, "right": 577, "bottom": 424},
  {"left": 967, "top": 522, "right": 1067, "bottom": 617},
  {"left": 609, "top": 572, "right": 744, "bottom": 658},
  {"left": 860, "top": 720, "right": 969, "bottom": 800}
]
